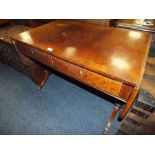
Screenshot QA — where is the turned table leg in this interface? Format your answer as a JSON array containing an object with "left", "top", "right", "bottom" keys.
[{"left": 103, "top": 103, "right": 121, "bottom": 135}]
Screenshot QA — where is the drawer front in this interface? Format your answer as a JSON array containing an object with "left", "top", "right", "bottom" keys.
[
  {"left": 30, "top": 48, "right": 51, "bottom": 66},
  {"left": 52, "top": 57, "right": 122, "bottom": 97},
  {"left": 52, "top": 57, "right": 82, "bottom": 79},
  {"left": 15, "top": 42, "right": 51, "bottom": 66},
  {"left": 15, "top": 42, "right": 123, "bottom": 98},
  {"left": 81, "top": 68, "right": 122, "bottom": 97}
]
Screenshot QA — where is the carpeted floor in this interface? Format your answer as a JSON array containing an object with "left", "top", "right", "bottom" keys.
[{"left": 0, "top": 63, "right": 120, "bottom": 134}]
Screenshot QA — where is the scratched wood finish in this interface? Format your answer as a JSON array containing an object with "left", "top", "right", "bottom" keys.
[{"left": 11, "top": 20, "right": 152, "bottom": 119}]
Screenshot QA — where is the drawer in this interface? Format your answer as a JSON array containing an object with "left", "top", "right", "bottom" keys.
[
  {"left": 52, "top": 57, "right": 83, "bottom": 79},
  {"left": 52, "top": 57, "right": 122, "bottom": 97},
  {"left": 81, "top": 68, "right": 122, "bottom": 97},
  {"left": 15, "top": 42, "right": 51, "bottom": 66}
]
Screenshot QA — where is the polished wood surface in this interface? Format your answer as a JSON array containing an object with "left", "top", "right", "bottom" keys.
[
  {"left": 11, "top": 20, "right": 152, "bottom": 120},
  {"left": 14, "top": 40, "right": 123, "bottom": 99},
  {"left": 12, "top": 20, "right": 152, "bottom": 87}
]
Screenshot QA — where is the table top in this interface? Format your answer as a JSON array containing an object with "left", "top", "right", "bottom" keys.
[
  {"left": 12, "top": 20, "right": 152, "bottom": 87},
  {"left": 115, "top": 19, "right": 155, "bottom": 32}
]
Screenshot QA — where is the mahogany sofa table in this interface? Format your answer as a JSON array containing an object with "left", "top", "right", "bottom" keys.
[{"left": 11, "top": 20, "right": 152, "bottom": 134}]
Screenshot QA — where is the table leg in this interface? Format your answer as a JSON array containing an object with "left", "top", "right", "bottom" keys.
[
  {"left": 29, "top": 64, "right": 50, "bottom": 89},
  {"left": 103, "top": 103, "right": 121, "bottom": 135},
  {"left": 13, "top": 44, "right": 50, "bottom": 88}
]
